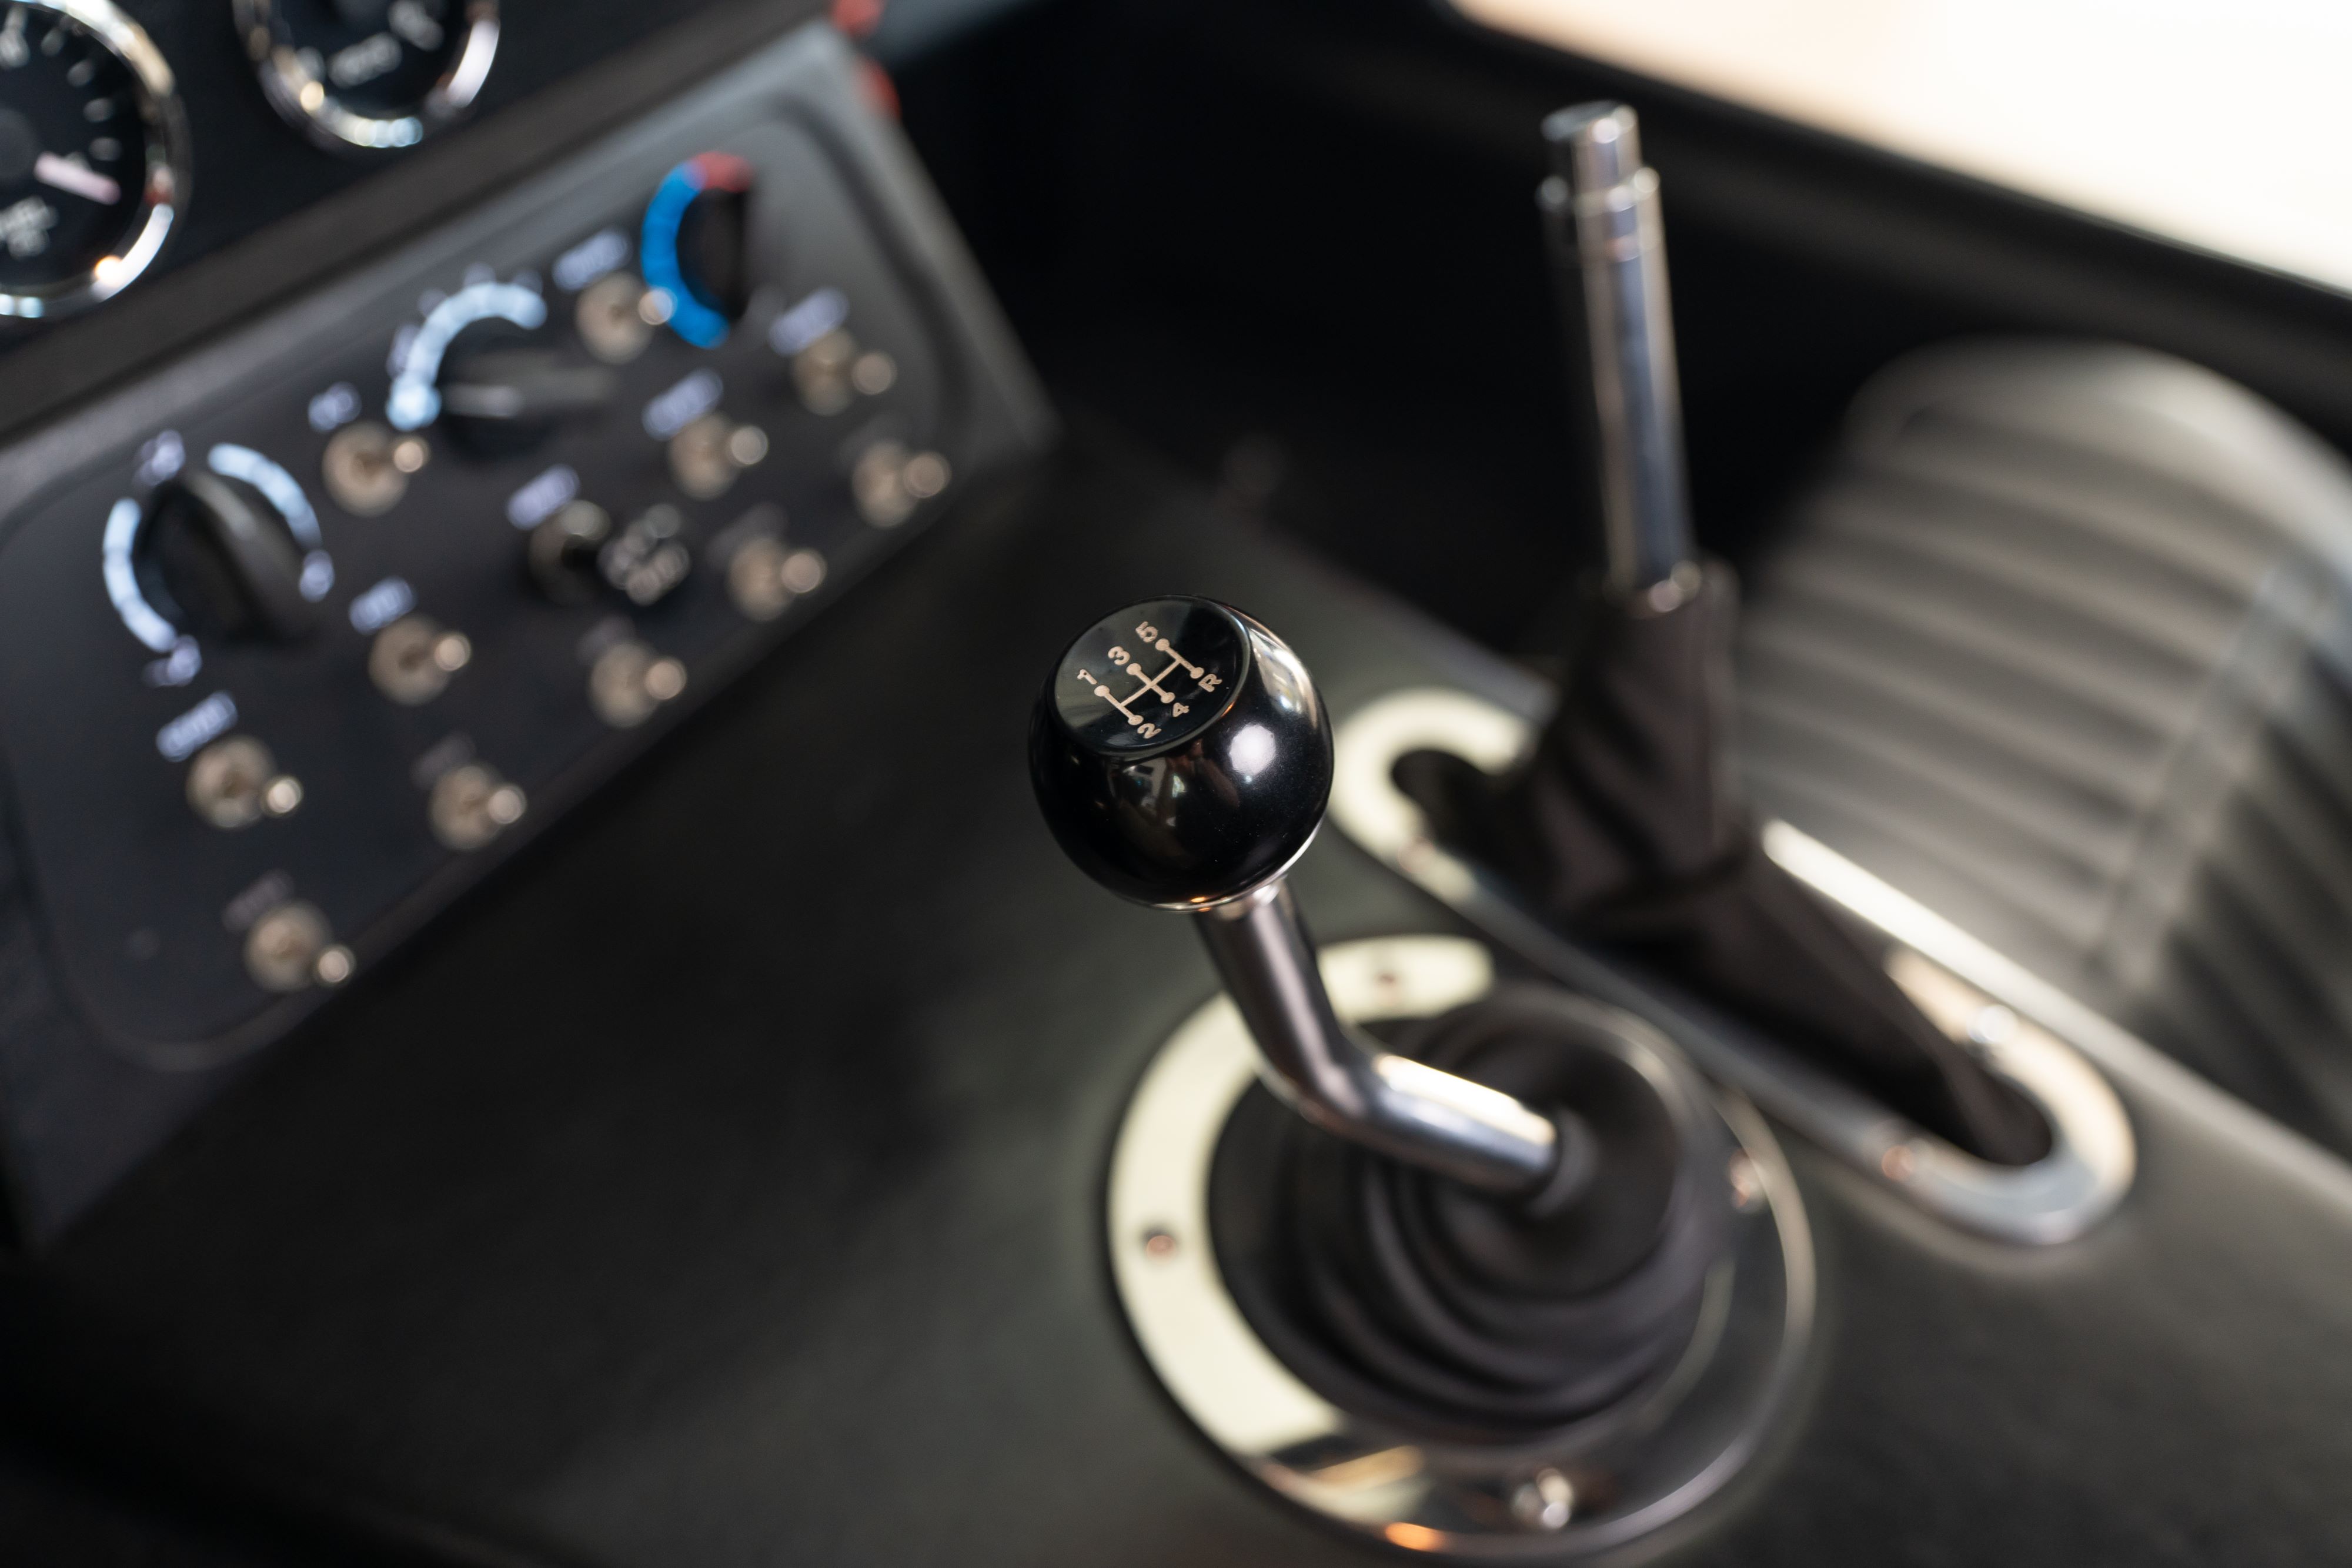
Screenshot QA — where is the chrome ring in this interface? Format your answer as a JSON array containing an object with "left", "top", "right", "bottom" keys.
[
  {"left": 1328, "top": 687, "right": 2137, "bottom": 1246},
  {"left": 1108, "top": 935, "right": 1815, "bottom": 1557},
  {"left": 234, "top": 0, "right": 499, "bottom": 153},
  {"left": 0, "top": 0, "right": 190, "bottom": 321}
]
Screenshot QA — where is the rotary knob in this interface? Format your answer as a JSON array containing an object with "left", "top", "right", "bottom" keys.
[
  {"left": 384, "top": 277, "right": 617, "bottom": 457},
  {"left": 138, "top": 469, "right": 325, "bottom": 642},
  {"left": 436, "top": 318, "right": 619, "bottom": 457},
  {"left": 642, "top": 152, "right": 754, "bottom": 347}
]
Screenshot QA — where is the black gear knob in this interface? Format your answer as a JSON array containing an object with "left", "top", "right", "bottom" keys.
[
  {"left": 1032, "top": 597, "right": 1565, "bottom": 1196},
  {"left": 1030, "top": 597, "right": 1333, "bottom": 910}
]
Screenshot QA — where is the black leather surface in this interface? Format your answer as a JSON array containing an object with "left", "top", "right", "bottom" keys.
[
  {"left": 0, "top": 1434, "right": 320, "bottom": 1566},
  {"left": 7, "top": 429, "right": 2352, "bottom": 1563},
  {"left": 1399, "top": 565, "right": 2049, "bottom": 1164},
  {"left": 1738, "top": 341, "right": 2352, "bottom": 1157}
]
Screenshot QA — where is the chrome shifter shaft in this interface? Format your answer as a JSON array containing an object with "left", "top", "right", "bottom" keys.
[{"left": 1544, "top": 102, "right": 1696, "bottom": 596}]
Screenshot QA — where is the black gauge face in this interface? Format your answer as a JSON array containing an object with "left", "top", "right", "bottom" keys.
[
  {"left": 238, "top": 0, "right": 496, "bottom": 151},
  {"left": 279, "top": 0, "right": 461, "bottom": 118},
  {"left": 0, "top": 2, "right": 161, "bottom": 306},
  {"left": 1052, "top": 598, "right": 1249, "bottom": 757}
]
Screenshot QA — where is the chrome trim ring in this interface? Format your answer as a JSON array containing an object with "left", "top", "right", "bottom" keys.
[
  {"left": 1108, "top": 935, "right": 1815, "bottom": 1559},
  {"left": 234, "top": 0, "right": 499, "bottom": 153},
  {"left": 0, "top": 0, "right": 190, "bottom": 321},
  {"left": 1329, "top": 687, "right": 2136, "bottom": 1246}
]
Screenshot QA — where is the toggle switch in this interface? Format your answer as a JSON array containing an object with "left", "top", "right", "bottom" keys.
[
  {"left": 369, "top": 614, "right": 472, "bottom": 706},
  {"left": 243, "top": 901, "right": 352, "bottom": 993},
  {"left": 669, "top": 414, "right": 767, "bottom": 499},
  {"left": 576, "top": 272, "right": 657, "bottom": 365},
  {"left": 851, "top": 440, "right": 950, "bottom": 528},
  {"left": 588, "top": 638, "right": 687, "bottom": 728},
  {"left": 598, "top": 506, "right": 692, "bottom": 606},
  {"left": 725, "top": 536, "right": 826, "bottom": 621},
  {"left": 526, "top": 500, "right": 612, "bottom": 606},
  {"left": 186, "top": 735, "right": 302, "bottom": 829},
  {"left": 429, "top": 761, "right": 526, "bottom": 851},
  {"left": 320, "top": 422, "right": 429, "bottom": 517}
]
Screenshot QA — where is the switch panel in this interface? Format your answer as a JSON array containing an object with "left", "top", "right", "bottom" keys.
[{"left": 0, "top": 24, "right": 1052, "bottom": 1238}]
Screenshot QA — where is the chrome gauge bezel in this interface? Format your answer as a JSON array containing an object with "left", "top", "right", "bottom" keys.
[
  {"left": 233, "top": 0, "right": 500, "bottom": 153},
  {"left": 0, "top": 0, "right": 192, "bottom": 322}
]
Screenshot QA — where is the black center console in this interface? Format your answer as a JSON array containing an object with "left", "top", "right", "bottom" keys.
[
  {"left": 13, "top": 436, "right": 2352, "bottom": 1566},
  {"left": 6, "top": 4, "right": 2352, "bottom": 1565}
]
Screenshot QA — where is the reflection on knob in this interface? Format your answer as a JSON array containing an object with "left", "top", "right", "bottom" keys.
[
  {"left": 139, "top": 472, "right": 322, "bottom": 643},
  {"left": 437, "top": 319, "right": 619, "bottom": 457},
  {"left": 1030, "top": 597, "right": 1325, "bottom": 910}
]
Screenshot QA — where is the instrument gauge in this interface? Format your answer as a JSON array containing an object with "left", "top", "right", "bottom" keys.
[
  {"left": 233, "top": 0, "right": 498, "bottom": 153},
  {"left": 0, "top": 0, "right": 189, "bottom": 321}
]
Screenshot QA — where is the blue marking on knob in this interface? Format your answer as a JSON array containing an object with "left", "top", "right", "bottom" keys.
[{"left": 641, "top": 153, "right": 749, "bottom": 350}]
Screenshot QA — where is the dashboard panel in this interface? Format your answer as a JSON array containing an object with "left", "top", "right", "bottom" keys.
[
  {"left": 0, "top": 0, "right": 830, "bottom": 439},
  {"left": 0, "top": 19, "right": 1051, "bottom": 1239}
]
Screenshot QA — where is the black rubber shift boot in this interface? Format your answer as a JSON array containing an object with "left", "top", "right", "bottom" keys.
[
  {"left": 1394, "top": 563, "right": 2049, "bottom": 1166},
  {"left": 1211, "top": 987, "right": 1732, "bottom": 1444}
]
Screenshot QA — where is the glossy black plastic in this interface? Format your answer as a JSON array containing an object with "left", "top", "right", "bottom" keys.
[
  {"left": 439, "top": 321, "right": 620, "bottom": 458},
  {"left": 140, "top": 473, "right": 320, "bottom": 643},
  {"left": 679, "top": 182, "right": 754, "bottom": 325},
  {"left": 1030, "top": 597, "right": 1331, "bottom": 908}
]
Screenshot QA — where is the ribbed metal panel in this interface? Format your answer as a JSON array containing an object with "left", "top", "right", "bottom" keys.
[{"left": 1739, "top": 342, "right": 2352, "bottom": 1148}]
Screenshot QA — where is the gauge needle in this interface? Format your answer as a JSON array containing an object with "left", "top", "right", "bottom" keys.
[{"left": 34, "top": 151, "right": 122, "bottom": 206}]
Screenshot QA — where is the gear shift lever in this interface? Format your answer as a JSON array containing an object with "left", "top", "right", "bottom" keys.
[
  {"left": 1541, "top": 102, "right": 1695, "bottom": 597},
  {"left": 1043, "top": 597, "right": 1760, "bottom": 1449},
  {"left": 1396, "top": 100, "right": 2050, "bottom": 1166},
  {"left": 1030, "top": 597, "right": 1568, "bottom": 1196}
]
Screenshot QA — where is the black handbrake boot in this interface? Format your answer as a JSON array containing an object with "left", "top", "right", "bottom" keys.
[{"left": 1397, "top": 563, "right": 2050, "bottom": 1165}]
